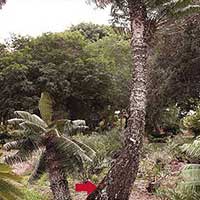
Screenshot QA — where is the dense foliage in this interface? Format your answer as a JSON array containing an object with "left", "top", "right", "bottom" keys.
[
  {"left": 0, "top": 25, "right": 131, "bottom": 125},
  {"left": 0, "top": 18, "right": 200, "bottom": 199}
]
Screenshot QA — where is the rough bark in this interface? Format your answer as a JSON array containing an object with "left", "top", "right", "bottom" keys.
[
  {"left": 87, "top": 1, "right": 148, "bottom": 200},
  {"left": 46, "top": 140, "right": 72, "bottom": 200}
]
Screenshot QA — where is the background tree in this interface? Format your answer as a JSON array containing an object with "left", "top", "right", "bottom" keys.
[
  {"left": 146, "top": 14, "right": 200, "bottom": 134},
  {"left": 70, "top": 23, "right": 114, "bottom": 42},
  {"left": 0, "top": 29, "right": 131, "bottom": 125}
]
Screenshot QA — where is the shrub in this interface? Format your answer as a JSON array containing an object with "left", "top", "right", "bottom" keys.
[{"left": 182, "top": 103, "right": 200, "bottom": 136}]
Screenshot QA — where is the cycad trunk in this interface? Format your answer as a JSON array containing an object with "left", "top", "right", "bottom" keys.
[
  {"left": 46, "top": 142, "right": 72, "bottom": 200},
  {"left": 87, "top": 1, "right": 147, "bottom": 200}
]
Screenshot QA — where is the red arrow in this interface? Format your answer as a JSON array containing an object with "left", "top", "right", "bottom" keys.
[{"left": 75, "top": 180, "right": 97, "bottom": 195}]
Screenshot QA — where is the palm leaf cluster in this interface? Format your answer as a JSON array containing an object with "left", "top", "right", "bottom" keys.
[
  {"left": 3, "top": 111, "right": 95, "bottom": 183},
  {"left": 92, "top": 0, "right": 200, "bottom": 37},
  {"left": 0, "top": 153, "right": 23, "bottom": 200}
]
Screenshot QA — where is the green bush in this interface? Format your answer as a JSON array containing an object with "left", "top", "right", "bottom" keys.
[
  {"left": 182, "top": 103, "right": 200, "bottom": 136},
  {"left": 74, "top": 129, "right": 122, "bottom": 182},
  {"left": 74, "top": 128, "right": 122, "bottom": 158}
]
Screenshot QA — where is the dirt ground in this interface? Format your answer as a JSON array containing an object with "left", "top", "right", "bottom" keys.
[
  {"left": 129, "top": 180, "right": 160, "bottom": 200},
  {"left": 10, "top": 150, "right": 185, "bottom": 200}
]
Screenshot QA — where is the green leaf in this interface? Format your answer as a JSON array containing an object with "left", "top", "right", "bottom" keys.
[
  {"left": 19, "top": 121, "right": 46, "bottom": 135},
  {"left": 0, "top": 154, "right": 23, "bottom": 200},
  {"left": 72, "top": 139, "right": 96, "bottom": 160},
  {"left": 51, "top": 136, "right": 96, "bottom": 176},
  {"left": 39, "top": 92, "right": 53, "bottom": 125},
  {"left": 14, "top": 111, "right": 47, "bottom": 128}
]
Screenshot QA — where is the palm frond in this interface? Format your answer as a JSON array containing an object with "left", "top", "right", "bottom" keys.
[
  {"left": 3, "top": 140, "right": 25, "bottom": 151},
  {"left": 52, "top": 136, "right": 96, "bottom": 175},
  {"left": 53, "top": 136, "right": 95, "bottom": 162},
  {"left": 0, "top": 153, "right": 23, "bottom": 200},
  {"left": 7, "top": 118, "right": 24, "bottom": 126},
  {"left": 14, "top": 111, "right": 47, "bottom": 128},
  {"left": 29, "top": 151, "right": 46, "bottom": 183},
  {"left": 0, "top": 170, "right": 21, "bottom": 181},
  {"left": 8, "top": 111, "right": 48, "bottom": 140},
  {"left": 72, "top": 139, "right": 96, "bottom": 160},
  {"left": 4, "top": 139, "right": 39, "bottom": 165},
  {"left": 0, "top": 179, "right": 23, "bottom": 200},
  {"left": 19, "top": 121, "right": 46, "bottom": 135}
]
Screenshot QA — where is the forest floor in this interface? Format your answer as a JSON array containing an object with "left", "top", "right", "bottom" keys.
[
  {"left": 11, "top": 161, "right": 162, "bottom": 200},
  {"left": 8, "top": 135, "right": 188, "bottom": 200},
  {"left": 12, "top": 159, "right": 183, "bottom": 200},
  {"left": 130, "top": 180, "right": 159, "bottom": 200}
]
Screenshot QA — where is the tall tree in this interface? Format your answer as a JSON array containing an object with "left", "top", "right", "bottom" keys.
[{"left": 87, "top": 0, "right": 200, "bottom": 199}]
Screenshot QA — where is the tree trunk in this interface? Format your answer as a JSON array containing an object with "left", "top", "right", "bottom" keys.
[
  {"left": 46, "top": 141, "right": 72, "bottom": 200},
  {"left": 87, "top": 1, "right": 147, "bottom": 200}
]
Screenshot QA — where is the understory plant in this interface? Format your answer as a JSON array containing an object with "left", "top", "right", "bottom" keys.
[
  {"left": 0, "top": 153, "right": 23, "bottom": 200},
  {"left": 3, "top": 92, "right": 95, "bottom": 200},
  {"left": 182, "top": 102, "right": 200, "bottom": 136},
  {"left": 158, "top": 136, "right": 200, "bottom": 199}
]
